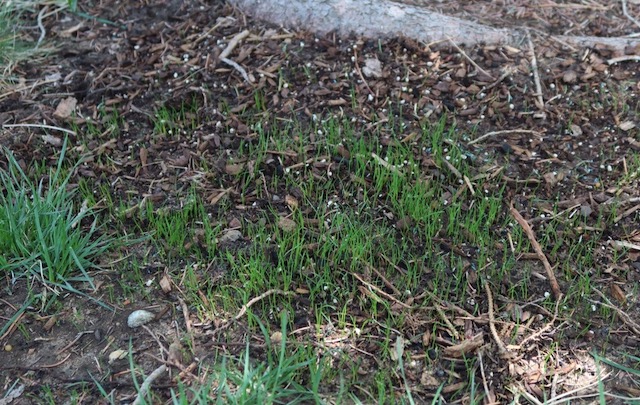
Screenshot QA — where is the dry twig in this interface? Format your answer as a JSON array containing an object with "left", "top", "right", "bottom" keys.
[
  {"left": 351, "top": 271, "right": 412, "bottom": 309},
  {"left": 484, "top": 280, "right": 512, "bottom": 358},
  {"left": 132, "top": 365, "right": 167, "bottom": 405},
  {"left": 526, "top": 30, "right": 546, "bottom": 119},
  {"left": 592, "top": 288, "right": 640, "bottom": 335},
  {"left": 218, "top": 29, "right": 253, "bottom": 83},
  {"left": 468, "top": 129, "right": 542, "bottom": 145},
  {"left": 621, "top": 0, "right": 640, "bottom": 29},
  {"left": 509, "top": 203, "right": 562, "bottom": 300},
  {"left": 447, "top": 37, "right": 494, "bottom": 80},
  {"left": 607, "top": 55, "right": 640, "bottom": 64},
  {"left": 212, "top": 289, "right": 296, "bottom": 335}
]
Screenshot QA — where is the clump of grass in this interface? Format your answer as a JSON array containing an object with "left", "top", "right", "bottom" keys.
[{"left": 0, "top": 137, "right": 117, "bottom": 307}]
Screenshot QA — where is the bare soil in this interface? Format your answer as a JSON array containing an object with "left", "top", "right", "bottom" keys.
[{"left": 1, "top": 0, "right": 639, "bottom": 403}]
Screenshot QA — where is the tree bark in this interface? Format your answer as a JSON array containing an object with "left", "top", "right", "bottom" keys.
[{"left": 228, "top": 0, "right": 640, "bottom": 52}]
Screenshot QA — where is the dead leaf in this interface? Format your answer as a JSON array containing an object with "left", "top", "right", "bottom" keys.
[
  {"left": 619, "top": 121, "right": 636, "bottom": 131},
  {"left": 218, "top": 229, "right": 243, "bottom": 243},
  {"left": 270, "top": 331, "right": 283, "bottom": 344},
  {"left": 225, "top": 163, "right": 245, "bottom": 175},
  {"left": 569, "top": 124, "right": 583, "bottom": 137},
  {"left": 562, "top": 70, "right": 578, "bottom": 84},
  {"left": 159, "top": 273, "right": 172, "bottom": 293},
  {"left": 420, "top": 370, "right": 440, "bottom": 388},
  {"left": 610, "top": 283, "right": 626, "bottom": 304},
  {"left": 442, "top": 333, "right": 484, "bottom": 357},
  {"left": 543, "top": 171, "right": 560, "bottom": 187},
  {"left": 139, "top": 147, "right": 148, "bottom": 167},
  {"left": 285, "top": 194, "right": 299, "bottom": 210},
  {"left": 362, "top": 58, "right": 383, "bottom": 78},
  {"left": 42, "top": 135, "right": 62, "bottom": 147},
  {"left": 53, "top": 97, "right": 77, "bottom": 119},
  {"left": 278, "top": 216, "right": 297, "bottom": 232}
]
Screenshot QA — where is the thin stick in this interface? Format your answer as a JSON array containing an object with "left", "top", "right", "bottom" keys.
[
  {"left": 447, "top": 37, "right": 494, "bottom": 80},
  {"left": 607, "top": 55, "right": 640, "bottom": 64},
  {"left": 509, "top": 203, "right": 562, "bottom": 300},
  {"left": 39, "top": 353, "right": 72, "bottom": 368},
  {"left": 484, "top": 280, "right": 511, "bottom": 358},
  {"left": 468, "top": 129, "right": 542, "bottom": 145},
  {"left": 178, "top": 296, "right": 196, "bottom": 353},
  {"left": 366, "top": 263, "right": 402, "bottom": 296},
  {"left": 35, "top": 6, "right": 48, "bottom": 49},
  {"left": 132, "top": 364, "right": 167, "bottom": 405},
  {"left": 592, "top": 288, "right": 640, "bottom": 335},
  {"left": 483, "top": 66, "right": 515, "bottom": 91},
  {"left": 477, "top": 351, "right": 497, "bottom": 405},
  {"left": 3, "top": 123, "right": 77, "bottom": 136},
  {"left": 508, "top": 296, "right": 561, "bottom": 350},
  {"left": 212, "top": 289, "right": 296, "bottom": 335},
  {"left": 352, "top": 47, "right": 375, "bottom": 96},
  {"left": 621, "top": 0, "right": 640, "bottom": 29},
  {"left": 221, "top": 57, "right": 252, "bottom": 83},
  {"left": 526, "top": 30, "right": 546, "bottom": 118},
  {"left": 370, "top": 152, "right": 403, "bottom": 176},
  {"left": 219, "top": 30, "right": 250, "bottom": 59},
  {"left": 351, "top": 272, "right": 412, "bottom": 309},
  {"left": 218, "top": 29, "right": 253, "bottom": 83}
]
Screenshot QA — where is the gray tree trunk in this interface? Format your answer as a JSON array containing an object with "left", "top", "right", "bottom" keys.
[{"left": 228, "top": 0, "right": 640, "bottom": 52}]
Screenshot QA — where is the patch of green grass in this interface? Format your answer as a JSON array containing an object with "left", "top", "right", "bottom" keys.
[
  {"left": 0, "top": 137, "right": 118, "bottom": 309},
  {"left": 0, "top": 0, "right": 64, "bottom": 83}
]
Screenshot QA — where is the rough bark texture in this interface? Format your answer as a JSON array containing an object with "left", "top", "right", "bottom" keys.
[{"left": 228, "top": 0, "right": 640, "bottom": 51}]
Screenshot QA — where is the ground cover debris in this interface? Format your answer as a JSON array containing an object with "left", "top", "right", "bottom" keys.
[{"left": 1, "top": 0, "right": 639, "bottom": 403}]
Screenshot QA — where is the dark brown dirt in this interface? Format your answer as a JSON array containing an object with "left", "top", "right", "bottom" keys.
[{"left": 1, "top": 0, "right": 639, "bottom": 403}]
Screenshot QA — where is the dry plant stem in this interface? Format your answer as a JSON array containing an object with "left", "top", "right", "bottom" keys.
[
  {"left": 447, "top": 37, "right": 494, "bottom": 80},
  {"left": 352, "top": 47, "right": 375, "bottom": 96},
  {"left": 56, "top": 331, "right": 94, "bottom": 354},
  {"left": 509, "top": 297, "right": 561, "bottom": 350},
  {"left": 611, "top": 240, "right": 640, "bottom": 251},
  {"left": 484, "top": 280, "right": 511, "bottom": 357},
  {"left": 142, "top": 325, "right": 169, "bottom": 360},
  {"left": 414, "top": 289, "right": 460, "bottom": 340},
  {"left": 350, "top": 271, "right": 411, "bottom": 309},
  {"left": 478, "top": 350, "right": 497, "bottom": 405},
  {"left": 467, "top": 129, "right": 542, "bottom": 145},
  {"left": 366, "top": 263, "right": 402, "bottom": 296},
  {"left": 36, "top": 6, "right": 48, "bottom": 49},
  {"left": 621, "top": 0, "right": 640, "bottom": 29},
  {"left": 221, "top": 57, "right": 252, "bottom": 83},
  {"left": 608, "top": 55, "right": 640, "bottom": 64},
  {"left": 212, "top": 289, "right": 296, "bottom": 335},
  {"left": 132, "top": 364, "right": 167, "bottom": 405},
  {"left": 218, "top": 29, "right": 253, "bottom": 83},
  {"left": 219, "top": 29, "right": 250, "bottom": 59},
  {"left": 39, "top": 353, "right": 72, "bottom": 368},
  {"left": 484, "top": 66, "right": 515, "bottom": 91},
  {"left": 3, "top": 123, "right": 77, "bottom": 136},
  {"left": 370, "top": 152, "right": 403, "bottom": 176},
  {"left": 509, "top": 204, "right": 562, "bottom": 300},
  {"left": 592, "top": 288, "right": 640, "bottom": 335},
  {"left": 526, "top": 30, "right": 546, "bottom": 117},
  {"left": 178, "top": 296, "right": 196, "bottom": 352}
]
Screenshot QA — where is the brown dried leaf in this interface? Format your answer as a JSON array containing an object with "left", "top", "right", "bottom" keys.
[
  {"left": 562, "top": 70, "right": 578, "bottom": 84},
  {"left": 159, "top": 273, "right": 172, "bottom": 294},
  {"left": 443, "top": 333, "right": 484, "bottom": 357},
  {"left": 278, "top": 216, "right": 297, "bottom": 232},
  {"left": 53, "top": 97, "right": 77, "bottom": 119},
  {"left": 610, "top": 283, "right": 626, "bottom": 304},
  {"left": 225, "top": 163, "right": 245, "bottom": 175},
  {"left": 285, "top": 194, "right": 299, "bottom": 210},
  {"left": 139, "top": 147, "right": 148, "bottom": 167}
]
